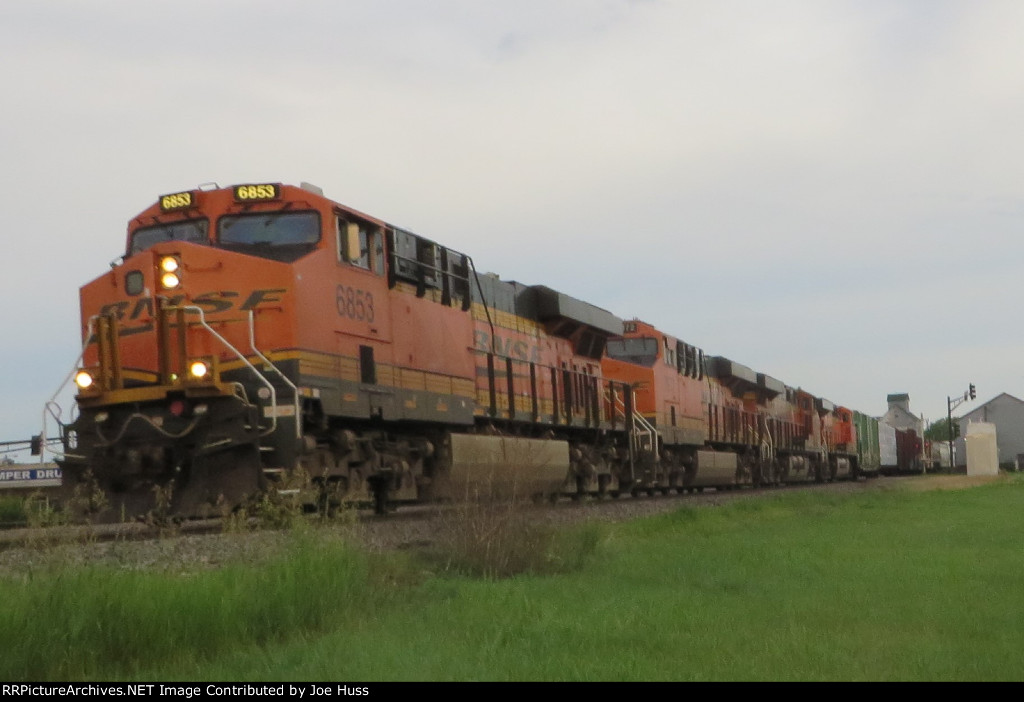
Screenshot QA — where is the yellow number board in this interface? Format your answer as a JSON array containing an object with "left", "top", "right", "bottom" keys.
[
  {"left": 159, "top": 191, "right": 194, "bottom": 212},
  {"left": 233, "top": 184, "right": 281, "bottom": 202}
]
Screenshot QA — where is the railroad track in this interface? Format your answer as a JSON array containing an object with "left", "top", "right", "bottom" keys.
[
  {"left": 0, "top": 473, "right": 908, "bottom": 561},
  {"left": 0, "top": 517, "right": 224, "bottom": 551}
]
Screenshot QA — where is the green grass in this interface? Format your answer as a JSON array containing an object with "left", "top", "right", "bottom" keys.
[
  {"left": 0, "top": 495, "right": 28, "bottom": 527},
  {"left": 4, "top": 478, "right": 1024, "bottom": 681},
  {"left": 0, "top": 493, "right": 63, "bottom": 529},
  {"left": 0, "top": 530, "right": 415, "bottom": 680}
]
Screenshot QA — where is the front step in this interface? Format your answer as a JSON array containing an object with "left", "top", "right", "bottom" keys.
[{"left": 262, "top": 467, "right": 286, "bottom": 479}]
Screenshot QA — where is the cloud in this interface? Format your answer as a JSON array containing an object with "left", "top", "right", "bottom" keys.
[{"left": 2, "top": 1, "right": 1023, "bottom": 444}]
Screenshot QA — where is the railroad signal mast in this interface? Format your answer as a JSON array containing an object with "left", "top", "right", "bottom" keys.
[{"left": 947, "top": 383, "right": 976, "bottom": 468}]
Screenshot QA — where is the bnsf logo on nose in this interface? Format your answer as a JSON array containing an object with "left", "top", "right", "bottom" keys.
[{"left": 99, "top": 288, "right": 286, "bottom": 321}]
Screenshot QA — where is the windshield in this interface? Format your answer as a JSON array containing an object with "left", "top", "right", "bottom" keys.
[
  {"left": 218, "top": 212, "right": 321, "bottom": 262},
  {"left": 129, "top": 220, "right": 208, "bottom": 255},
  {"left": 605, "top": 337, "right": 658, "bottom": 367}
]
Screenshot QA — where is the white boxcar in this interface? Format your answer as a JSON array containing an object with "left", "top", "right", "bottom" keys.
[{"left": 879, "top": 421, "right": 898, "bottom": 470}]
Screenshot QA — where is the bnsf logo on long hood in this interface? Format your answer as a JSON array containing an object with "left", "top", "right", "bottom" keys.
[{"left": 95, "top": 288, "right": 287, "bottom": 334}]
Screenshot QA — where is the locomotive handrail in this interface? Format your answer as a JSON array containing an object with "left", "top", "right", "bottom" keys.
[
  {"left": 760, "top": 415, "right": 775, "bottom": 463},
  {"left": 632, "top": 410, "right": 658, "bottom": 455},
  {"left": 467, "top": 256, "right": 497, "bottom": 356},
  {"left": 39, "top": 315, "right": 99, "bottom": 463},
  {"left": 605, "top": 385, "right": 631, "bottom": 425},
  {"left": 247, "top": 309, "right": 301, "bottom": 439},
  {"left": 389, "top": 243, "right": 497, "bottom": 356},
  {"left": 391, "top": 250, "right": 472, "bottom": 287},
  {"left": 605, "top": 387, "right": 659, "bottom": 458},
  {"left": 178, "top": 305, "right": 280, "bottom": 438}
]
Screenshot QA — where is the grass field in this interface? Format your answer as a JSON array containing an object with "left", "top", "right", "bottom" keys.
[{"left": 2, "top": 475, "right": 1023, "bottom": 681}]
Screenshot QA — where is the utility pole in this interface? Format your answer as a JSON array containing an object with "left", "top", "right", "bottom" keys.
[
  {"left": 920, "top": 413, "right": 927, "bottom": 474},
  {"left": 947, "top": 383, "right": 977, "bottom": 469}
]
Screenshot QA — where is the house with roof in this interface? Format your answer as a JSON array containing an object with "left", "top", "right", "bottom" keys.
[{"left": 953, "top": 393, "right": 1024, "bottom": 469}]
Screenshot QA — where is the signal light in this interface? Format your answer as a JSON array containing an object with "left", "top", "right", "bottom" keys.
[
  {"left": 159, "top": 256, "right": 182, "bottom": 289},
  {"left": 969, "top": 383, "right": 976, "bottom": 400}
]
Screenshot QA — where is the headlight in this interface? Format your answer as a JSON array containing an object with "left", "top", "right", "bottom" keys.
[
  {"left": 74, "top": 371, "right": 94, "bottom": 389},
  {"left": 159, "top": 256, "right": 180, "bottom": 273},
  {"left": 188, "top": 361, "right": 209, "bottom": 379},
  {"left": 160, "top": 272, "right": 181, "bottom": 289}
]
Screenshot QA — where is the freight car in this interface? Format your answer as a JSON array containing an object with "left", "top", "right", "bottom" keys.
[
  {"left": 46, "top": 182, "right": 876, "bottom": 518},
  {"left": 853, "top": 411, "right": 881, "bottom": 477},
  {"left": 878, "top": 422, "right": 923, "bottom": 475}
]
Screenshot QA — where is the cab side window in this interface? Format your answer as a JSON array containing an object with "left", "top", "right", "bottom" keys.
[
  {"left": 337, "top": 217, "right": 383, "bottom": 275},
  {"left": 663, "top": 337, "right": 676, "bottom": 367}
]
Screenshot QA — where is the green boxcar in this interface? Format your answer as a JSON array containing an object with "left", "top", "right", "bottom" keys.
[{"left": 854, "top": 410, "right": 881, "bottom": 475}]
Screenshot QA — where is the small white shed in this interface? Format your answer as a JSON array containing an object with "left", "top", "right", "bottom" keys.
[{"left": 965, "top": 422, "right": 999, "bottom": 476}]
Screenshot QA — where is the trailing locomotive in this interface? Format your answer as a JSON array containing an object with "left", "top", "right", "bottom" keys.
[{"left": 49, "top": 182, "right": 875, "bottom": 518}]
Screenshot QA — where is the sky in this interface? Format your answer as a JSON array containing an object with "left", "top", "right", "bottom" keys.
[{"left": 2, "top": 0, "right": 1022, "bottom": 457}]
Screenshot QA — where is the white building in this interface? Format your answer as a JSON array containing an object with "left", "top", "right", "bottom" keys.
[{"left": 954, "top": 393, "right": 1024, "bottom": 469}]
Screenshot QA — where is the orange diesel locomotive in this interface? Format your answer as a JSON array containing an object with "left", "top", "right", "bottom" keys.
[
  {"left": 601, "top": 320, "right": 857, "bottom": 493},
  {"left": 52, "top": 182, "right": 862, "bottom": 517}
]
